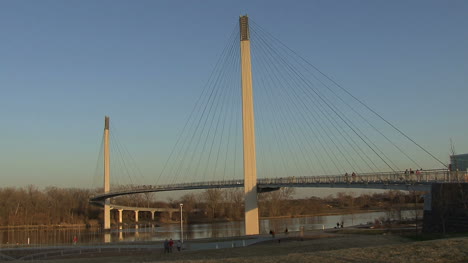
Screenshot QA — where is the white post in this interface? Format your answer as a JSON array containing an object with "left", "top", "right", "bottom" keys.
[{"left": 180, "top": 203, "right": 184, "bottom": 244}]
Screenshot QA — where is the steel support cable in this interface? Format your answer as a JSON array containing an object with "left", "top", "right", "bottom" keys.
[
  {"left": 252, "top": 29, "right": 359, "bottom": 174},
  {"left": 217, "top": 48, "right": 241, "bottom": 182},
  {"left": 156, "top": 24, "right": 240, "bottom": 185},
  {"left": 251, "top": 54, "right": 296, "bottom": 177},
  {"left": 251, "top": 40, "right": 288, "bottom": 178},
  {"left": 183, "top": 33, "right": 239, "bottom": 184},
  {"left": 255, "top": 73, "right": 296, "bottom": 177},
  {"left": 195, "top": 58, "right": 232, "bottom": 182},
  {"left": 250, "top": 20, "right": 445, "bottom": 169},
  {"left": 178, "top": 33, "right": 240, "bottom": 184},
  {"left": 92, "top": 132, "right": 105, "bottom": 188},
  {"left": 290, "top": 55, "right": 420, "bottom": 169},
  {"left": 251, "top": 25, "right": 395, "bottom": 173},
  {"left": 254, "top": 28, "right": 409, "bottom": 171},
  {"left": 109, "top": 132, "right": 131, "bottom": 187},
  {"left": 170, "top": 28, "right": 239, "bottom": 184},
  {"left": 232, "top": 83, "right": 241, "bottom": 180},
  {"left": 296, "top": 71, "right": 396, "bottom": 172},
  {"left": 255, "top": 40, "right": 337, "bottom": 176},
  {"left": 303, "top": 58, "right": 443, "bottom": 168},
  {"left": 255, "top": 107, "right": 274, "bottom": 178},
  {"left": 110, "top": 127, "right": 139, "bottom": 187},
  {"left": 271, "top": 51, "right": 390, "bottom": 173},
  {"left": 109, "top": 129, "right": 130, "bottom": 186},
  {"left": 113, "top": 124, "right": 147, "bottom": 185},
  {"left": 258, "top": 49, "right": 330, "bottom": 177},
  {"left": 252, "top": 39, "right": 332, "bottom": 176},
  {"left": 253, "top": 43, "right": 307, "bottom": 178},
  {"left": 252, "top": 41, "right": 331, "bottom": 176},
  {"left": 110, "top": 130, "right": 138, "bottom": 188},
  {"left": 205, "top": 45, "right": 240, "bottom": 182},
  {"left": 251, "top": 26, "right": 375, "bottom": 174},
  {"left": 260, "top": 51, "right": 358, "bottom": 174},
  {"left": 190, "top": 36, "right": 239, "bottom": 184},
  {"left": 254, "top": 63, "right": 290, "bottom": 178},
  {"left": 252, "top": 29, "right": 350, "bottom": 175},
  {"left": 221, "top": 54, "right": 240, "bottom": 181},
  {"left": 255, "top": 72, "right": 289, "bottom": 178}
]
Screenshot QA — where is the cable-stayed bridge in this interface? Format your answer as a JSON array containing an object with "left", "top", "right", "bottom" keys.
[{"left": 90, "top": 16, "right": 459, "bottom": 235}]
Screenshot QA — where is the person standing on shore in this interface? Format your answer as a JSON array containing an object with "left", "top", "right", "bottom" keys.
[
  {"left": 176, "top": 240, "right": 182, "bottom": 252},
  {"left": 163, "top": 239, "right": 169, "bottom": 254},
  {"left": 169, "top": 238, "right": 174, "bottom": 253}
]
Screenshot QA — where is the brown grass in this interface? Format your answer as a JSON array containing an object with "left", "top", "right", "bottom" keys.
[{"left": 27, "top": 234, "right": 468, "bottom": 263}]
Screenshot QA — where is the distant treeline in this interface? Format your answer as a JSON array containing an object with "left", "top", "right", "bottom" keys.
[
  {"left": 0, "top": 186, "right": 423, "bottom": 227},
  {"left": 0, "top": 186, "right": 100, "bottom": 226}
]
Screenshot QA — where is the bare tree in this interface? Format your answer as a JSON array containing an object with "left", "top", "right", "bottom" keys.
[{"left": 202, "top": 189, "right": 223, "bottom": 219}]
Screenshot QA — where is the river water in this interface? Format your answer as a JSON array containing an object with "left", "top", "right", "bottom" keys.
[{"left": 0, "top": 210, "right": 418, "bottom": 247}]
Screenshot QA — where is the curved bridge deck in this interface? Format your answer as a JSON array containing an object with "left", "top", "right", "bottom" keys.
[{"left": 90, "top": 169, "right": 465, "bottom": 203}]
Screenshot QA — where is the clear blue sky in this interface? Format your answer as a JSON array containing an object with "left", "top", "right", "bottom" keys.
[{"left": 0, "top": 0, "right": 467, "bottom": 189}]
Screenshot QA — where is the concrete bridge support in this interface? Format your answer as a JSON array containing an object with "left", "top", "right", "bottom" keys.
[
  {"left": 135, "top": 210, "right": 139, "bottom": 223},
  {"left": 151, "top": 211, "right": 155, "bottom": 220},
  {"left": 240, "top": 15, "right": 259, "bottom": 235},
  {"left": 423, "top": 193, "right": 432, "bottom": 212},
  {"left": 118, "top": 209, "right": 123, "bottom": 224},
  {"left": 104, "top": 116, "right": 111, "bottom": 230}
]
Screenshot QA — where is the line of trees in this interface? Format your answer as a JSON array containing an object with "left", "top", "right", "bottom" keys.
[
  {"left": 0, "top": 186, "right": 100, "bottom": 226},
  {"left": 0, "top": 186, "right": 423, "bottom": 227}
]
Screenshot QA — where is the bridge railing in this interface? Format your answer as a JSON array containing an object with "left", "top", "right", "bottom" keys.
[
  {"left": 92, "top": 168, "right": 467, "bottom": 201},
  {"left": 257, "top": 169, "right": 459, "bottom": 186}
]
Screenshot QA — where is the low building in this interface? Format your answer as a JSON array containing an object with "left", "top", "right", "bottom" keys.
[{"left": 450, "top": 153, "right": 468, "bottom": 172}]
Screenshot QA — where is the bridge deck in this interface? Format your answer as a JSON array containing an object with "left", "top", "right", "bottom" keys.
[{"left": 90, "top": 169, "right": 465, "bottom": 203}]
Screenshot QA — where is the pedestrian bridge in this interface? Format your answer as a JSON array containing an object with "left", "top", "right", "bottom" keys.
[{"left": 91, "top": 169, "right": 462, "bottom": 203}]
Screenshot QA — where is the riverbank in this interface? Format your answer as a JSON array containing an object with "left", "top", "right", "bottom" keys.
[
  {"left": 0, "top": 206, "right": 423, "bottom": 230},
  {"left": 2, "top": 227, "right": 467, "bottom": 262},
  {"left": 0, "top": 224, "right": 90, "bottom": 230}
]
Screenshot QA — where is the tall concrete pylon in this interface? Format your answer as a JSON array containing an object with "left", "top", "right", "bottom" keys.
[
  {"left": 104, "top": 116, "right": 111, "bottom": 230},
  {"left": 240, "top": 15, "right": 260, "bottom": 235}
]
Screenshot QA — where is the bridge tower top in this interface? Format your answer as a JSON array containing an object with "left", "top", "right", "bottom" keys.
[{"left": 239, "top": 15, "right": 250, "bottom": 41}]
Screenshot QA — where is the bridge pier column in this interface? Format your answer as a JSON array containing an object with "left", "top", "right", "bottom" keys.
[
  {"left": 104, "top": 203, "right": 111, "bottom": 230},
  {"left": 169, "top": 212, "right": 173, "bottom": 219},
  {"left": 135, "top": 210, "right": 139, "bottom": 223},
  {"left": 118, "top": 209, "right": 123, "bottom": 224},
  {"left": 240, "top": 15, "right": 259, "bottom": 235},
  {"left": 151, "top": 211, "right": 155, "bottom": 221},
  {"left": 103, "top": 116, "right": 111, "bottom": 231}
]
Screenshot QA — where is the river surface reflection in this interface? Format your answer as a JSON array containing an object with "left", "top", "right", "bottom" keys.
[{"left": 0, "top": 210, "right": 417, "bottom": 246}]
